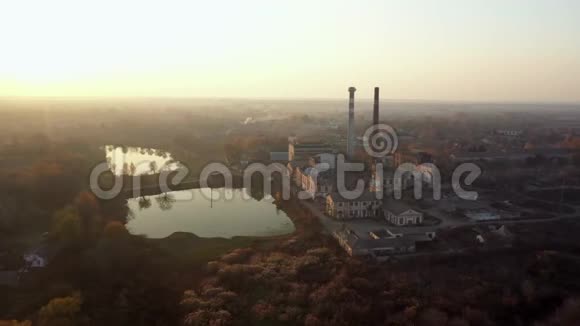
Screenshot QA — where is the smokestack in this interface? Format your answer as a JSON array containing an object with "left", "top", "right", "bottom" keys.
[
  {"left": 347, "top": 87, "right": 356, "bottom": 159},
  {"left": 373, "top": 87, "right": 379, "bottom": 126}
]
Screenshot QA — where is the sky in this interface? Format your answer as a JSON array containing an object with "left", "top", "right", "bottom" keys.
[{"left": 1, "top": 0, "right": 579, "bottom": 102}]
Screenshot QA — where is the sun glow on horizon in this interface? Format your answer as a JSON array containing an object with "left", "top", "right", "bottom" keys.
[{"left": 1, "top": 0, "right": 580, "bottom": 102}]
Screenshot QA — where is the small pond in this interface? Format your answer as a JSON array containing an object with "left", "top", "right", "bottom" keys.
[
  {"left": 126, "top": 188, "right": 295, "bottom": 239},
  {"left": 104, "top": 145, "right": 180, "bottom": 175}
]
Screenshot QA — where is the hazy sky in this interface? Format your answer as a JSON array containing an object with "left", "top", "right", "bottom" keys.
[{"left": 1, "top": 0, "right": 579, "bottom": 102}]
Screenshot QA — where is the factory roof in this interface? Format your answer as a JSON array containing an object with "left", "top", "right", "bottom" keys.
[
  {"left": 335, "top": 228, "right": 417, "bottom": 250},
  {"left": 383, "top": 200, "right": 421, "bottom": 215}
]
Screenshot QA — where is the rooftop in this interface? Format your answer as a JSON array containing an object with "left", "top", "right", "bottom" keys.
[
  {"left": 335, "top": 228, "right": 416, "bottom": 250},
  {"left": 383, "top": 200, "right": 420, "bottom": 215}
]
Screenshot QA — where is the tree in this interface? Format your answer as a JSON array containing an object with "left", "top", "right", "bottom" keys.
[
  {"left": 122, "top": 163, "right": 130, "bottom": 175},
  {"left": 37, "top": 293, "right": 85, "bottom": 326},
  {"left": 418, "top": 308, "right": 448, "bottom": 326},
  {"left": 304, "top": 314, "right": 322, "bottom": 326},
  {"left": 149, "top": 161, "right": 158, "bottom": 174},
  {"left": 138, "top": 196, "right": 152, "bottom": 210},
  {"left": 103, "top": 221, "right": 129, "bottom": 239},
  {"left": 51, "top": 206, "right": 82, "bottom": 246},
  {"left": 74, "top": 192, "right": 102, "bottom": 240},
  {"left": 541, "top": 298, "right": 580, "bottom": 326},
  {"left": 75, "top": 192, "right": 99, "bottom": 217},
  {"left": 155, "top": 193, "right": 175, "bottom": 211},
  {"left": 0, "top": 321, "right": 32, "bottom": 326},
  {"left": 31, "top": 161, "right": 79, "bottom": 208}
]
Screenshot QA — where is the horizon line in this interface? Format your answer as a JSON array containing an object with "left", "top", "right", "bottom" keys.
[{"left": 1, "top": 95, "right": 579, "bottom": 106}]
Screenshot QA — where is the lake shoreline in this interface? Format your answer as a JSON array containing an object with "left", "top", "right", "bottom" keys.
[
  {"left": 126, "top": 188, "right": 295, "bottom": 239},
  {"left": 142, "top": 196, "right": 317, "bottom": 264}
]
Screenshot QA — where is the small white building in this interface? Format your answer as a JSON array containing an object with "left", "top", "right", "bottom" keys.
[
  {"left": 383, "top": 201, "right": 424, "bottom": 226},
  {"left": 22, "top": 245, "right": 54, "bottom": 270},
  {"left": 23, "top": 253, "right": 47, "bottom": 268}
]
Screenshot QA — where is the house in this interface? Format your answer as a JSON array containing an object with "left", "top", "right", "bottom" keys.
[
  {"left": 333, "top": 227, "right": 435, "bottom": 261},
  {"left": 326, "top": 192, "right": 382, "bottom": 219},
  {"left": 383, "top": 200, "right": 424, "bottom": 226},
  {"left": 22, "top": 245, "right": 57, "bottom": 271}
]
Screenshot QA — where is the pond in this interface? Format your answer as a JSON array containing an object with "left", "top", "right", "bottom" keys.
[
  {"left": 104, "top": 145, "right": 180, "bottom": 175},
  {"left": 126, "top": 188, "right": 295, "bottom": 239}
]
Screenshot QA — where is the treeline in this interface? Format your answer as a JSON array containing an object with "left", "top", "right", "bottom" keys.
[
  {"left": 179, "top": 236, "right": 580, "bottom": 325},
  {"left": 2, "top": 189, "right": 184, "bottom": 325},
  {"left": 0, "top": 139, "right": 103, "bottom": 235}
]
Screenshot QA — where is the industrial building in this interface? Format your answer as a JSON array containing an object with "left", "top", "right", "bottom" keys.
[
  {"left": 333, "top": 226, "right": 435, "bottom": 260},
  {"left": 288, "top": 139, "right": 333, "bottom": 162},
  {"left": 383, "top": 200, "right": 424, "bottom": 226},
  {"left": 325, "top": 192, "right": 382, "bottom": 219}
]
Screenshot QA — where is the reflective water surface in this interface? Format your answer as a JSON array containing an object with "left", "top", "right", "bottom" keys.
[
  {"left": 126, "top": 188, "right": 295, "bottom": 239},
  {"left": 104, "top": 145, "right": 180, "bottom": 175}
]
